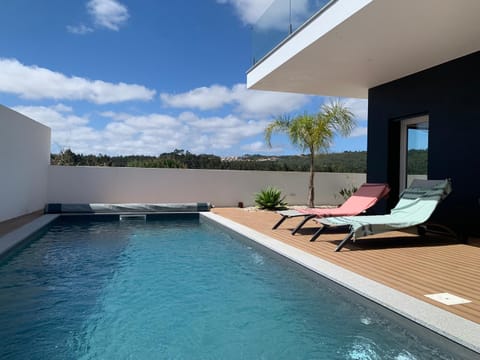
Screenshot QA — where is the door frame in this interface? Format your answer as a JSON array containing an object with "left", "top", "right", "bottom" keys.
[{"left": 399, "top": 115, "right": 429, "bottom": 192}]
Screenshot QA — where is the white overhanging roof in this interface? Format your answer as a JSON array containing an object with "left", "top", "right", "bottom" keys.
[{"left": 247, "top": 0, "right": 480, "bottom": 98}]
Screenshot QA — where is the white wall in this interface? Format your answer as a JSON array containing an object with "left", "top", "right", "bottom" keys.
[
  {"left": 0, "top": 105, "right": 51, "bottom": 222},
  {"left": 0, "top": 101, "right": 366, "bottom": 219},
  {"left": 48, "top": 166, "right": 365, "bottom": 207}
]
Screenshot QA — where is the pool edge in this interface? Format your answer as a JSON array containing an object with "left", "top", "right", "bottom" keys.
[
  {"left": 200, "top": 212, "right": 480, "bottom": 355},
  {"left": 0, "top": 214, "right": 60, "bottom": 258}
]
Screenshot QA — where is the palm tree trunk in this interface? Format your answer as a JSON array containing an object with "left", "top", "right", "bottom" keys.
[{"left": 308, "top": 150, "right": 315, "bottom": 207}]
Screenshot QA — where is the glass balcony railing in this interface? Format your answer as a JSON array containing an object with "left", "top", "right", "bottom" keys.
[{"left": 252, "top": 0, "right": 335, "bottom": 65}]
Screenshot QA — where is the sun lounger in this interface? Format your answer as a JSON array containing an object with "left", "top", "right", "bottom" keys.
[
  {"left": 272, "top": 183, "right": 390, "bottom": 234},
  {"left": 311, "top": 179, "right": 452, "bottom": 251}
]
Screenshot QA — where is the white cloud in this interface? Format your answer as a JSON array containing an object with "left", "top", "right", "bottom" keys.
[
  {"left": 13, "top": 105, "right": 100, "bottom": 152},
  {"left": 319, "top": 98, "right": 368, "bottom": 140},
  {"left": 342, "top": 98, "right": 368, "bottom": 121},
  {"left": 257, "top": 0, "right": 310, "bottom": 31},
  {"left": 87, "top": 0, "right": 129, "bottom": 31},
  {"left": 217, "top": 0, "right": 274, "bottom": 24},
  {"left": 0, "top": 58, "right": 155, "bottom": 104},
  {"left": 218, "top": 0, "right": 311, "bottom": 31},
  {"left": 241, "top": 141, "right": 282, "bottom": 154},
  {"left": 349, "top": 126, "right": 368, "bottom": 138},
  {"left": 174, "top": 111, "right": 270, "bottom": 151},
  {"left": 160, "top": 83, "right": 310, "bottom": 117},
  {"left": 67, "top": 0, "right": 129, "bottom": 35},
  {"left": 104, "top": 112, "right": 178, "bottom": 128},
  {"left": 13, "top": 104, "right": 88, "bottom": 130},
  {"left": 160, "top": 85, "right": 231, "bottom": 111},
  {"left": 66, "top": 24, "right": 94, "bottom": 35},
  {"left": 337, "top": 98, "right": 368, "bottom": 139},
  {"left": 232, "top": 85, "right": 310, "bottom": 117},
  {"left": 13, "top": 104, "right": 271, "bottom": 156}
]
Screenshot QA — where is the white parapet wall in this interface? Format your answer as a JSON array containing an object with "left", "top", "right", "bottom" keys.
[
  {"left": 0, "top": 105, "right": 51, "bottom": 222},
  {"left": 48, "top": 166, "right": 365, "bottom": 207}
]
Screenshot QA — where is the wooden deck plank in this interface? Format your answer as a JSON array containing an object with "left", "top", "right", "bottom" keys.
[{"left": 212, "top": 207, "right": 480, "bottom": 324}]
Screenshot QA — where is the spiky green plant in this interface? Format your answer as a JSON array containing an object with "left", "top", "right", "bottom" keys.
[
  {"left": 254, "top": 187, "right": 287, "bottom": 210},
  {"left": 338, "top": 185, "right": 358, "bottom": 200}
]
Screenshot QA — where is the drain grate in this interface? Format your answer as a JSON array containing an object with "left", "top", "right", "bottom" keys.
[{"left": 424, "top": 293, "right": 471, "bottom": 305}]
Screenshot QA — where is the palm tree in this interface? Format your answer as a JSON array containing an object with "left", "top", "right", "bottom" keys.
[{"left": 265, "top": 101, "right": 355, "bottom": 207}]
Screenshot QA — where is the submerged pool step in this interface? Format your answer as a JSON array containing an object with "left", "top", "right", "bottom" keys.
[{"left": 119, "top": 214, "right": 147, "bottom": 222}]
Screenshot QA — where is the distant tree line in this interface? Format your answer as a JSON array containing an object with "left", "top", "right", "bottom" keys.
[
  {"left": 405, "top": 149, "right": 428, "bottom": 175},
  {"left": 50, "top": 148, "right": 427, "bottom": 174}
]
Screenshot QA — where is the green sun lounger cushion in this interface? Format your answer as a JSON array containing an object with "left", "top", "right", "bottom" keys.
[{"left": 318, "top": 179, "right": 451, "bottom": 240}]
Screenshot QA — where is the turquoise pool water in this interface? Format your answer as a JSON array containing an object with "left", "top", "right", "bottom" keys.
[{"left": 0, "top": 216, "right": 466, "bottom": 359}]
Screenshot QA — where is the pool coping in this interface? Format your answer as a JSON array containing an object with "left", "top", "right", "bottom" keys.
[
  {"left": 201, "top": 212, "right": 480, "bottom": 354},
  {"left": 0, "top": 214, "right": 60, "bottom": 257}
]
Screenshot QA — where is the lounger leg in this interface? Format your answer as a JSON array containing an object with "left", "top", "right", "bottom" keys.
[
  {"left": 291, "top": 215, "right": 316, "bottom": 235},
  {"left": 335, "top": 229, "right": 354, "bottom": 252},
  {"left": 272, "top": 215, "right": 288, "bottom": 230},
  {"left": 310, "top": 225, "right": 328, "bottom": 242}
]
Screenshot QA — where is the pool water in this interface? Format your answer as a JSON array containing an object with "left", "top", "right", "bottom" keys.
[{"left": 0, "top": 216, "right": 464, "bottom": 359}]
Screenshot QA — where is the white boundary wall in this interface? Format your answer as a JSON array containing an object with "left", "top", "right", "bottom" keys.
[
  {"left": 48, "top": 166, "right": 365, "bottom": 207},
  {"left": 0, "top": 103, "right": 366, "bottom": 219},
  {"left": 0, "top": 105, "right": 50, "bottom": 222}
]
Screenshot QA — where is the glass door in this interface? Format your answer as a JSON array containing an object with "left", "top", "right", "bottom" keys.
[{"left": 399, "top": 115, "right": 429, "bottom": 192}]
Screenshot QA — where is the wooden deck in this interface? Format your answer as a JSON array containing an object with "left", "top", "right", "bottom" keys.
[{"left": 212, "top": 207, "right": 480, "bottom": 324}]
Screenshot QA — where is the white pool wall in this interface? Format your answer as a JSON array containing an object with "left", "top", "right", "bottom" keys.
[{"left": 0, "top": 106, "right": 51, "bottom": 222}]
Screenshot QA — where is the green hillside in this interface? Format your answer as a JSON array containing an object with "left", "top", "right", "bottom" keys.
[{"left": 50, "top": 149, "right": 427, "bottom": 174}]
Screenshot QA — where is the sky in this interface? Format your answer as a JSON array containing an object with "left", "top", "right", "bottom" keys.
[{"left": 0, "top": 0, "right": 368, "bottom": 157}]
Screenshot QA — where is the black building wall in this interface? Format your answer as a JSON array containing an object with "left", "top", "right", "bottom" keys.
[{"left": 367, "top": 51, "right": 480, "bottom": 237}]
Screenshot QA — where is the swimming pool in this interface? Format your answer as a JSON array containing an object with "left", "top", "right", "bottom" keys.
[{"left": 0, "top": 214, "right": 475, "bottom": 359}]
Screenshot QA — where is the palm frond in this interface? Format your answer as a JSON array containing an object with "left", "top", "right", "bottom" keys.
[
  {"left": 320, "top": 100, "right": 356, "bottom": 137},
  {"left": 264, "top": 116, "right": 291, "bottom": 148}
]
